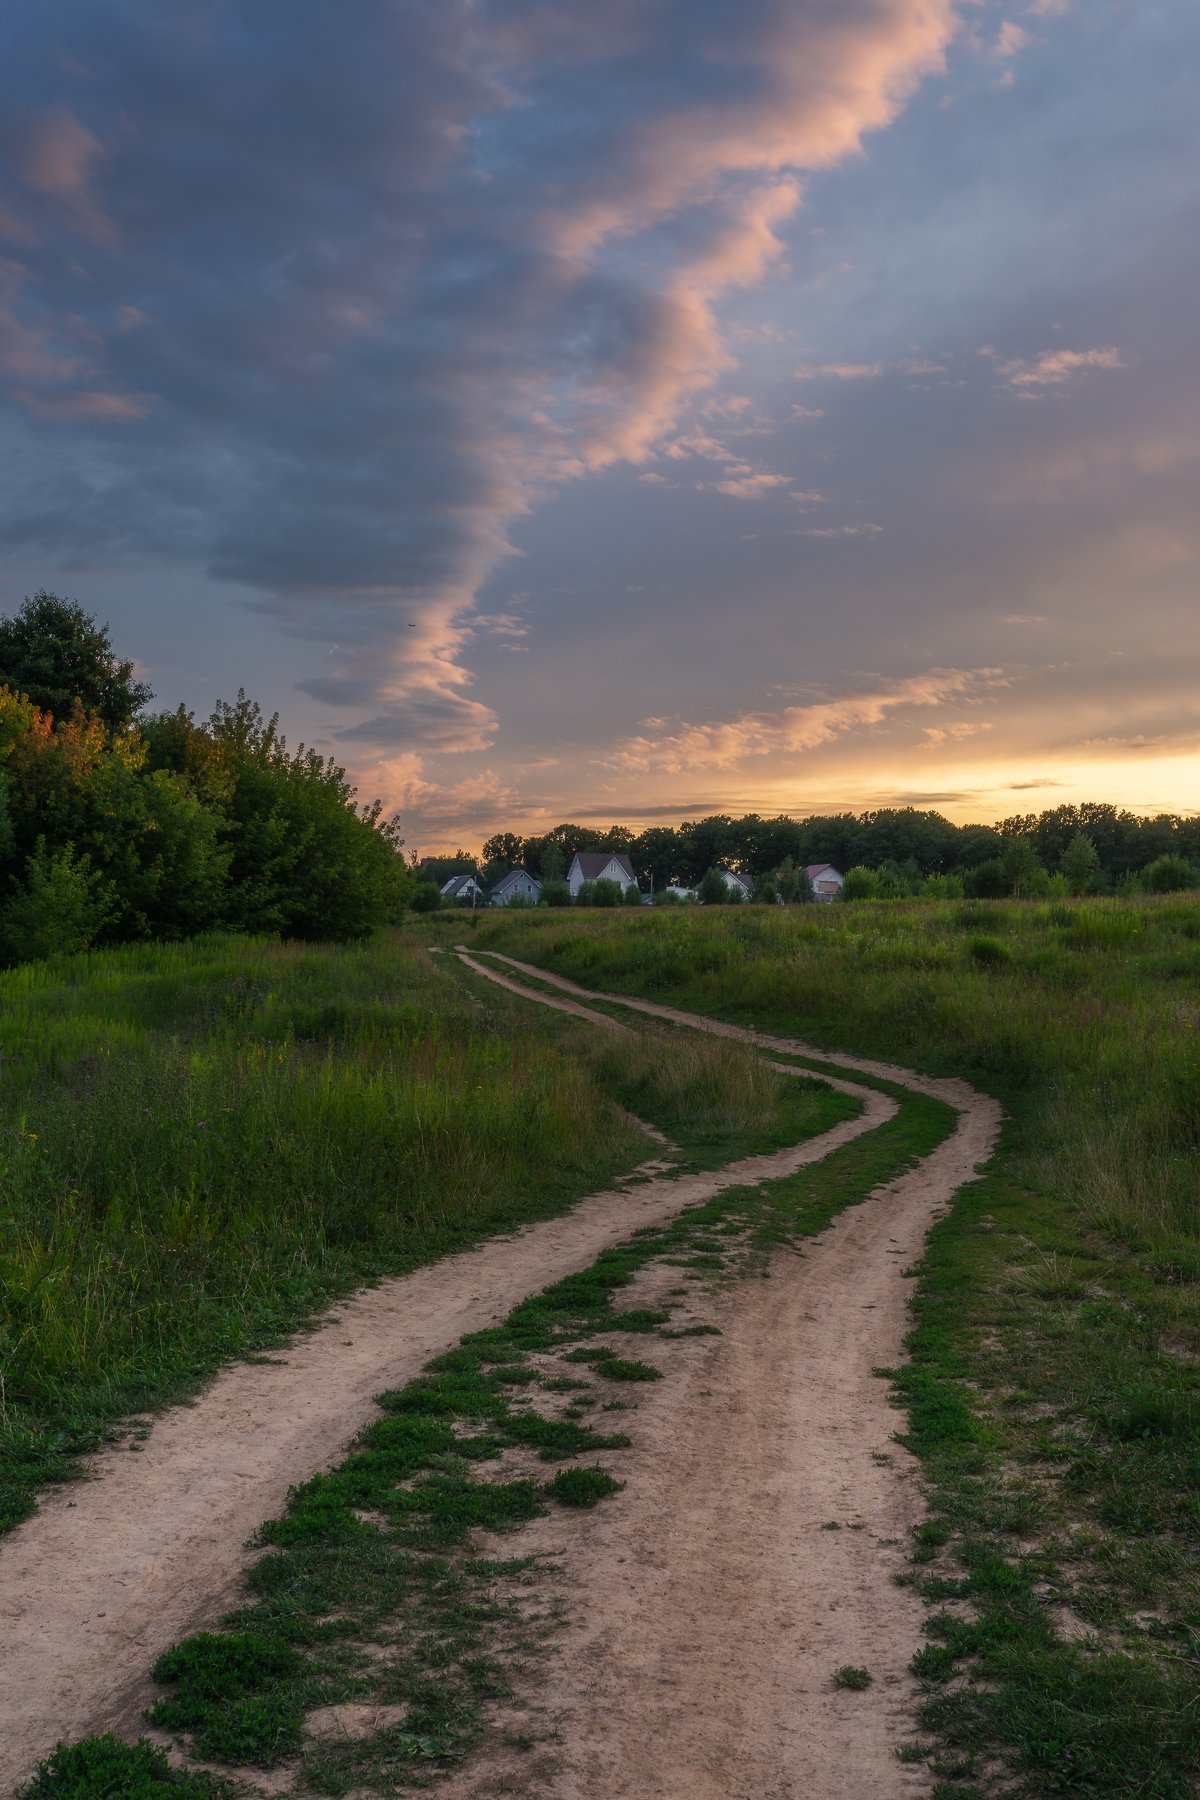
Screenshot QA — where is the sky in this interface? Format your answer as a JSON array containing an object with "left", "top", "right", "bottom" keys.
[{"left": 1, "top": 0, "right": 1196, "bottom": 851}]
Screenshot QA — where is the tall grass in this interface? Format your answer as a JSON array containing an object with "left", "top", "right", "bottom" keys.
[
  {"left": 0, "top": 935, "right": 655, "bottom": 1529},
  {"left": 472, "top": 895, "right": 1200, "bottom": 1249}
]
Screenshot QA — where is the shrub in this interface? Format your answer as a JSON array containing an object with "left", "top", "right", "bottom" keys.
[
  {"left": 592, "top": 877, "right": 623, "bottom": 908},
  {"left": 541, "top": 879, "right": 571, "bottom": 907},
  {"left": 409, "top": 883, "right": 443, "bottom": 913},
  {"left": 19, "top": 1735, "right": 225, "bottom": 1798},
  {"left": 840, "top": 866, "right": 881, "bottom": 901},
  {"left": 1143, "top": 854, "right": 1198, "bottom": 894},
  {"left": 0, "top": 841, "right": 115, "bottom": 963},
  {"left": 622, "top": 883, "right": 643, "bottom": 907},
  {"left": 969, "top": 934, "right": 1011, "bottom": 966},
  {"left": 546, "top": 1466, "right": 624, "bottom": 1507}
]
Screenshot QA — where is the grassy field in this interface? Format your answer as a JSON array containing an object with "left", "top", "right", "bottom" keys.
[
  {"left": 0, "top": 932, "right": 816, "bottom": 1535},
  {"left": 463, "top": 898, "right": 1200, "bottom": 1797}
]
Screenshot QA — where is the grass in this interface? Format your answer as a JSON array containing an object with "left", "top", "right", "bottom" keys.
[
  {"left": 463, "top": 899, "right": 1200, "bottom": 1796},
  {"left": 27, "top": 1050, "right": 944, "bottom": 1795},
  {"left": 0, "top": 931, "right": 834, "bottom": 1534}
]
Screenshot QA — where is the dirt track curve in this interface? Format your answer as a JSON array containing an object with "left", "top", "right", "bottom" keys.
[{"left": 0, "top": 951, "right": 999, "bottom": 1798}]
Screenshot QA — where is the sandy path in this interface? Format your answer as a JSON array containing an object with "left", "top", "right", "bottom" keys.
[
  {"left": 436, "top": 951, "right": 1002, "bottom": 1798},
  {"left": 0, "top": 1009, "right": 886, "bottom": 1792}
]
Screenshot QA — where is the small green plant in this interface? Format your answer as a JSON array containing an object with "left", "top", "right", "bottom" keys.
[
  {"left": 546, "top": 1466, "right": 625, "bottom": 1507},
  {"left": 967, "top": 933, "right": 1009, "bottom": 966},
  {"left": 833, "top": 1665, "right": 873, "bottom": 1690},
  {"left": 20, "top": 1735, "right": 229, "bottom": 1797}
]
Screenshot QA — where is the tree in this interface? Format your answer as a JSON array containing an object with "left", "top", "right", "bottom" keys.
[
  {"left": 698, "top": 867, "right": 732, "bottom": 906},
  {"left": 0, "top": 592, "right": 152, "bottom": 730},
  {"left": 0, "top": 839, "right": 115, "bottom": 962},
  {"left": 481, "top": 831, "right": 524, "bottom": 870},
  {"left": 629, "top": 826, "right": 679, "bottom": 891},
  {"left": 840, "top": 866, "right": 881, "bottom": 901},
  {"left": 1142, "top": 854, "right": 1198, "bottom": 894},
  {"left": 1060, "top": 831, "right": 1101, "bottom": 897},
  {"left": 1000, "top": 833, "right": 1043, "bottom": 898}
]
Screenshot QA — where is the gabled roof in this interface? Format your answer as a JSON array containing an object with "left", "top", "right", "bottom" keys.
[
  {"left": 571, "top": 850, "right": 636, "bottom": 884},
  {"left": 805, "top": 863, "right": 842, "bottom": 880},
  {"left": 723, "top": 867, "right": 752, "bottom": 887},
  {"left": 491, "top": 867, "right": 540, "bottom": 894},
  {"left": 441, "top": 873, "right": 480, "bottom": 896}
]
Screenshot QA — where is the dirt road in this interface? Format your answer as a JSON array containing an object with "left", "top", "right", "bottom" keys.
[
  {"left": 0, "top": 979, "right": 890, "bottom": 1793},
  {"left": 427, "top": 951, "right": 1002, "bottom": 1799}
]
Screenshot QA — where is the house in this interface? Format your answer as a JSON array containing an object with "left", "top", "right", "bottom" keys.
[
  {"left": 717, "top": 868, "right": 754, "bottom": 901},
  {"left": 806, "top": 863, "right": 844, "bottom": 902},
  {"left": 441, "top": 873, "right": 485, "bottom": 904},
  {"left": 490, "top": 868, "right": 542, "bottom": 907},
  {"left": 567, "top": 850, "right": 638, "bottom": 897}
]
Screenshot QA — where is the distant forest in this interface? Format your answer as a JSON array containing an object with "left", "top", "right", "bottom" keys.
[
  {"left": 423, "top": 802, "right": 1200, "bottom": 903},
  {"left": 0, "top": 592, "right": 412, "bottom": 963}
]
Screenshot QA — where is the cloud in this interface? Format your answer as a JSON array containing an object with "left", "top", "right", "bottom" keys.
[
  {"left": 796, "top": 521, "right": 881, "bottom": 537},
  {"left": 795, "top": 360, "right": 886, "bottom": 379},
  {"left": 607, "top": 667, "right": 1008, "bottom": 775},
  {"left": 0, "top": 1, "right": 959, "bottom": 758},
  {"left": 712, "top": 471, "right": 793, "bottom": 499},
  {"left": 998, "top": 346, "right": 1124, "bottom": 388},
  {"left": 992, "top": 21, "right": 1032, "bottom": 56}
]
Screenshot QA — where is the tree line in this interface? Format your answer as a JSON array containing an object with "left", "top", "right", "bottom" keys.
[
  {"left": 421, "top": 801, "right": 1200, "bottom": 903},
  {"left": 0, "top": 592, "right": 412, "bottom": 963}
]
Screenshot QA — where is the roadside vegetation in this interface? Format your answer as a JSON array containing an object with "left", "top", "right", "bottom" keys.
[
  {"left": 470, "top": 899, "right": 1200, "bottom": 1797},
  {"left": 0, "top": 930, "right": 825, "bottom": 1535},
  {"left": 0, "top": 591, "right": 412, "bottom": 964}
]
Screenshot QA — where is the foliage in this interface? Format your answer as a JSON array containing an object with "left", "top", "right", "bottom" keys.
[
  {"left": 1142, "top": 853, "right": 1198, "bottom": 893},
  {"left": 698, "top": 867, "right": 735, "bottom": 906},
  {"left": 19, "top": 1735, "right": 227, "bottom": 1799},
  {"left": 622, "top": 883, "right": 643, "bottom": 907},
  {"left": 0, "top": 591, "right": 153, "bottom": 731},
  {"left": 541, "top": 878, "right": 571, "bottom": 907},
  {"left": 840, "top": 865, "right": 881, "bottom": 901},
  {"left": 0, "top": 841, "right": 115, "bottom": 962},
  {"left": 1060, "top": 830, "right": 1101, "bottom": 896}
]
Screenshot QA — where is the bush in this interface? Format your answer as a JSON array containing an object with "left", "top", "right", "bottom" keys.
[
  {"left": 0, "top": 841, "right": 114, "bottom": 963},
  {"left": 699, "top": 867, "right": 733, "bottom": 906},
  {"left": 592, "top": 878, "right": 623, "bottom": 908},
  {"left": 963, "top": 857, "right": 1008, "bottom": 899},
  {"left": 20, "top": 1734, "right": 225, "bottom": 1798},
  {"left": 1143, "top": 855, "right": 1198, "bottom": 894},
  {"left": 969, "top": 934, "right": 1011, "bottom": 966},
  {"left": 409, "top": 883, "right": 443, "bottom": 913},
  {"left": 622, "top": 883, "right": 643, "bottom": 907},
  {"left": 840, "top": 866, "right": 881, "bottom": 901},
  {"left": 541, "top": 879, "right": 571, "bottom": 907}
]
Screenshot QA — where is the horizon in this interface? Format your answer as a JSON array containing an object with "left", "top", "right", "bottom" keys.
[{"left": 2, "top": 3, "right": 1197, "bottom": 855}]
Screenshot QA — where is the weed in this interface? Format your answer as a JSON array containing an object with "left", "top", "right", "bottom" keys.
[
  {"left": 833, "top": 1665, "right": 873, "bottom": 1690},
  {"left": 546, "top": 1466, "right": 624, "bottom": 1508},
  {"left": 19, "top": 1737, "right": 229, "bottom": 1799}
]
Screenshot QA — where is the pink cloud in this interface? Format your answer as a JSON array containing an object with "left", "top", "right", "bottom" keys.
[
  {"left": 607, "top": 667, "right": 1009, "bottom": 775},
  {"left": 999, "top": 346, "right": 1124, "bottom": 388},
  {"left": 795, "top": 360, "right": 885, "bottom": 379}
]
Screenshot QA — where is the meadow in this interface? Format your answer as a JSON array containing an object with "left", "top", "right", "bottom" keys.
[
  {"left": 0, "top": 932, "right": 806, "bottom": 1534},
  {"left": 466, "top": 897, "right": 1200, "bottom": 1794}
]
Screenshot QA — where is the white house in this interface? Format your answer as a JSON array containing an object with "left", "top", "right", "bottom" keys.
[
  {"left": 490, "top": 868, "right": 542, "bottom": 906},
  {"left": 441, "top": 873, "right": 485, "bottom": 904},
  {"left": 716, "top": 868, "right": 754, "bottom": 901},
  {"left": 567, "top": 850, "right": 638, "bottom": 897},
  {"left": 806, "top": 863, "right": 844, "bottom": 902}
]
